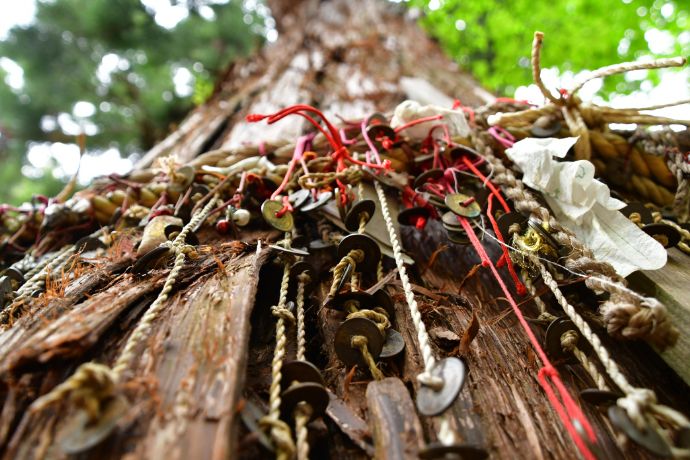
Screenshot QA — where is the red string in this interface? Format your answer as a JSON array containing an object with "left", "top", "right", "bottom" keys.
[
  {"left": 394, "top": 114, "right": 443, "bottom": 133},
  {"left": 461, "top": 156, "right": 510, "bottom": 212},
  {"left": 274, "top": 195, "right": 293, "bottom": 218},
  {"left": 487, "top": 195, "right": 526, "bottom": 295},
  {"left": 458, "top": 216, "right": 597, "bottom": 460}
]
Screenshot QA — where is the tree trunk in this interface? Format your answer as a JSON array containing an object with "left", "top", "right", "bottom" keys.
[{"left": 2, "top": 1, "right": 689, "bottom": 459}]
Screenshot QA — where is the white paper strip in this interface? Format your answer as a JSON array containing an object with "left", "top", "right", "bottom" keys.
[
  {"left": 390, "top": 100, "right": 470, "bottom": 141},
  {"left": 505, "top": 137, "right": 667, "bottom": 277}
]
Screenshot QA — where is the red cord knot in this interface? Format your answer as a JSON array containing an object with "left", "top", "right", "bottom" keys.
[
  {"left": 452, "top": 99, "right": 462, "bottom": 109},
  {"left": 414, "top": 216, "right": 427, "bottom": 230},
  {"left": 539, "top": 365, "right": 558, "bottom": 379},
  {"left": 381, "top": 137, "right": 394, "bottom": 150},
  {"left": 245, "top": 113, "right": 267, "bottom": 122},
  {"left": 275, "top": 196, "right": 293, "bottom": 218}
]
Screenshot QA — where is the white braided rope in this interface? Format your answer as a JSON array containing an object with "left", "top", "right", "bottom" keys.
[
  {"left": 16, "top": 245, "right": 75, "bottom": 298},
  {"left": 535, "top": 257, "right": 690, "bottom": 440},
  {"left": 112, "top": 195, "right": 219, "bottom": 380},
  {"left": 373, "top": 181, "right": 441, "bottom": 387}
]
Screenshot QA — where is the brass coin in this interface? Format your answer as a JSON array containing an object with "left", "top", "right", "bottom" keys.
[
  {"left": 608, "top": 405, "right": 672, "bottom": 457},
  {"left": 527, "top": 217, "right": 561, "bottom": 252},
  {"left": 419, "top": 442, "right": 488, "bottom": 460},
  {"left": 334, "top": 317, "right": 384, "bottom": 368},
  {"left": 416, "top": 357, "right": 468, "bottom": 416},
  {"left": 496, "top": 212, "right": 527, "bottom": 240},
  {"left": 445, "top": 193, "right": 481, "bottom": 218},
  {"left": 398, "top": 206, "right": 430, "bottom": 226},
  {"left": 281, "top": 360, "right": 325, "bottom": 389},
  {"left": 641, "top": 223, "right": 681, "bottom": 248},
  {"left": 59, "top": 395, "right": 129, "bottom": 454},
  {"left": 379, "top": 329, "right": 405, "bottom": 359},
  {"left": 261, "top": 199, "right": 294, "bottom": 232},
  {"left": 281, "top": 382, "right": 329, "bottom": 422},
  {"left": 337, "top": 233, "right": 381, "bottom": 272},
  {"left": 345, "top": 200, "right": 376, "bottom": 232}
]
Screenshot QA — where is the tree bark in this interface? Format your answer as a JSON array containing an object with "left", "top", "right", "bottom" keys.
[{"left": 2, "top": 1, "right": 689, "bottom": 459}]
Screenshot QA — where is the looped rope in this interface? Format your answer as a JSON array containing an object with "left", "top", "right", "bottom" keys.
[
  {"left": 29, "top": 196, "right": 220, "bottom": 414},
  {"left": 259, "top": 417, "right": 296, "bottom": 460},
  {"left": 272, "top": 304, "right": 296, "bottom": 325},
  {"left": 328, "top": 249, "right": 364, "bottom": 297},
  {"left": 298, "top": 167, "right": 363, "bottom": 189},
  {"left": 346, "top": 309, "right": 390, "bottom": 334},
  {"left": 351, "top": 335, "right": 384, "bottom": 381},
  {"left": 30, "top": 362, "right": 116, "bottom": 418}
]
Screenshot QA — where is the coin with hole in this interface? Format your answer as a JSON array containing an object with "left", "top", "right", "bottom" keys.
[
  {"left": 327, "top": 291, "right": 376, "bottom": 311},
  {"left": 281, "top": 360, "right": 325, "bottom": 389},
  {"left": 413, "top": 169, "right": 444, "bottom": 189},
  {"left": 620, "top": 202, "right": 653, "bottom": 224},
  {"left": 497, "top": 212, "right": 527, "bottom": 240},
  {"left": 261, "top": 199, "right": 294, "bottom": 232},
  {"left": 345, "top": 200, "right": 376, "bottom": 232},
  {"left": 579, "top": 389, "right": 621, "bottom": 407},
  {"left": 59, "top": 395, "right": 129, "bottom": 454},
  {"left": 445, "top": 193, "right": 481, "bottom": 218},
  {"left": 334, "top": 317, "right": 384, "bottom": 368},
  {"left": 131, "top": 246, "right": 171, "bottom": 274},
  {"left": 544, "top": 318, "right": 590, "bottom": 364},
  {"left": 416, "top": 357, "right": 467, "bottom": 416},
  {"left": 608, "top": 405, "right": 672, "bottom": 457},
  {"left": 398, "top": 206, "right": 430, "bottom": 226},
  {"left": 379, "top": 329, "right": 405, "bottom": 359},
  {"left": 642, "top": 223, "right": 681, "bottom": 248},
  {"left": 289, "top": 189, "right": 311, "bottom": 209},
  {"left": 281, "top": 382, "right": 330, "bottom": 422},
  {"left": 164, "top": 224, "right": 199, "bottom": 246},
  {"left": 301, "top": 191, "right": 333, "bottom": 212},
  {"left": 337, "top": 234, "right": 381, "bottom": 272}
]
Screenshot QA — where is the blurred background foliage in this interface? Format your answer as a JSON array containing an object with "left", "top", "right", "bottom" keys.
[
  {"left": 0, "top": 0, "right": 688, "bottom": 205},
  {"left": 408, "top": 0, "right": 689, "bottom": 96},
  {"left": 0, "top": 0, "right": 268, "bottom": 204}
]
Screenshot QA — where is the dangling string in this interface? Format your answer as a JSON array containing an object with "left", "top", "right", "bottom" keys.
[{"left": 458, "top": 216, "right": 597, "bottom": 460}]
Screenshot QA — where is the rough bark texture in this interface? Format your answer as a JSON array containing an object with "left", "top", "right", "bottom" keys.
[{"left": 1, "top": 1, "right": 688, "bottom": 459}]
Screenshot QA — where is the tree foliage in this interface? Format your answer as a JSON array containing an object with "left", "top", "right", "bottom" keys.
[
  {"left": 409, "top": 0, "right": 689, "bottom": 97},
  {"left": 0, "top": 0, "right": 263, "bottom": 203}
]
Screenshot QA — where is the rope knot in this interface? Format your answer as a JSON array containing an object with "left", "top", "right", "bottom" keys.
[
  {"left": 417, "top": 371, "right": 444, "bottom": 390},
  {"left": 30, "top": 362, "right": 117, "bottom": 419},
  {"left": 271, "top": 305, "right": 295, "bottom": 324},
  {"left": 560, "top": 329, "right": 580, "bottom": 353},
  {"left": 259, "top": 416, "right": 296, "bottom": 458},
  {"left": 618, "top": 388, "right": 658, "bottom": 430}
]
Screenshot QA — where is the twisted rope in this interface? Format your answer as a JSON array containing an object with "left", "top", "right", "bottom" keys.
[
  {"left": 294, "top": 402, "right": 313, "bottom": 460},
  {"left": 535, "top": 257, "right": 689, "bottom": 444},
  {"left": 373, "top": 181, "right": 443, "bottom": 388},
  {"left": 351, "top": 335, "right": 383, "bottom": 381},
  {"left": 261, "top": 255, "right": 296, "bottom": 460},
  {"left": 295, "top": 272, "right": 310, "bottom": 361},
  {"left": 29, "top": 196, "right": 219, "bottom": 415},
  {"left": 328, "top": 249, "right": 364, "bottom": 298},
  {"left": 559, "top": 330, "right": 609, "bottom": 391},
  {"left": 474, "top": 132, "right": 678, "bottom": 349}
]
